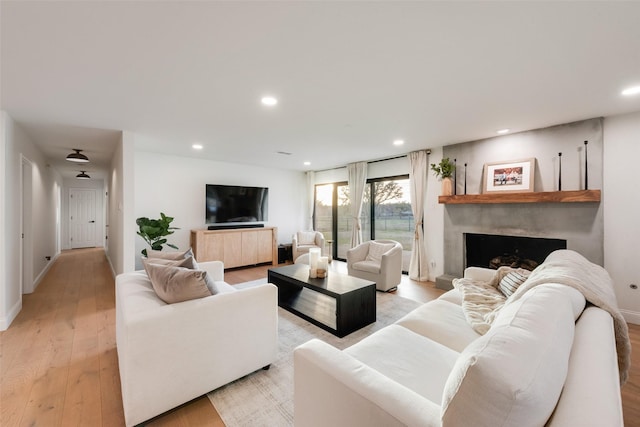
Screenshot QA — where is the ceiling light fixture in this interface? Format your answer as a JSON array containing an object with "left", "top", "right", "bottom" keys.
[
  {"left": 393, "top": 139, "right": 405, "bottom": 146},
  {"left": 496, "top": 129, "right": 510, "bottom": 135},
  {"left": 192, "top": 143, "right": 203, "bottom": 150},
  {"left": 261, "top": 96, "right": 278, "bottom": 106},
  {"left": 303, "top": 161, "right": 311, "bottom": 166},
  {"left": 76, "top": 171, "right": 90, "bottom": 180},
  {"left": 66, "top": 149, "right": 90, "bottom": 163},
  {"left": 622, "top": 85, "right": 640, "bottom": 96}
]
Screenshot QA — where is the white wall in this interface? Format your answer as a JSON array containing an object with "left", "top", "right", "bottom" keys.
[
  {"left": 1, "top": 112, "right": 63, "bottom": 330},
  {"left": 106, "top": 131, "right": 135, "bottom": 276},
  {"left": 603, "top": 111, "right": 640, "bottom": 324},
  {"left": 133, "top": 150, "right": 306, "bottom": 269},
  {"left": 1, "top": 112, "right": 7, "bottom": 330}
]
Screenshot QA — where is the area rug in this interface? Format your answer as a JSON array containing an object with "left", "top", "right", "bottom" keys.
[{"left": 207, "top": 281, "right": 421, "bottom": 426}]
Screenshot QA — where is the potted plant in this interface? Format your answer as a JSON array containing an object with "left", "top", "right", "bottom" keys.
[
  {"left": 430, "top": 158, "right": 456, "bottom": 196},
  {"left": 136, "top": 212, "right": 180, "bottom": 256}
]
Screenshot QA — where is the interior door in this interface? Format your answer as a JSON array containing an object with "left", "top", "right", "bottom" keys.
[{"left": 69, "top": 188, "right": 97, "bottom": 248}]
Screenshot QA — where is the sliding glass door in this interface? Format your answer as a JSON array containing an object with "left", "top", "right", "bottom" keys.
[{"left": 314, "top": 176, "right": 413, "bottom": 268}]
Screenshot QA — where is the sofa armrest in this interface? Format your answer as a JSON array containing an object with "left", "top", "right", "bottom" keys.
[
  {"left": 463, "top": 266, "right": 496, "bottom": 282},
  {"left": 294, "top": 339, "right": 441, "bottom": 427},
  {"left": 546, "top": 307, "right": 623, "bottom": 427},
  {"left": 198, "top": 260, "right": 224, "bottom": 282},
  {"left": 346, "top": 243, "right": 369, "bottom": 266}
]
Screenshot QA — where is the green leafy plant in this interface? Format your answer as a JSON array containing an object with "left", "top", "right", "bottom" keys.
[
  {"left": 430, "top": 157, "right": 455, "bottom": 179},
  {"left": 136, "top": 213, "right": 179, "bottom": 256}
]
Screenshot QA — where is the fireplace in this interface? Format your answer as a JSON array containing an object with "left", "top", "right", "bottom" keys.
[{"left": 465, "top": 233, "right": 567, "bottom": 271}]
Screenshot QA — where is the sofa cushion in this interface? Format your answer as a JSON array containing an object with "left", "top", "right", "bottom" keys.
[
  {"left": 352, "top": 260, "right": 381, "bottom": 274},
  {"left": 141, "top": 256, "right": 197, "bottom": 275},
  {"left": 145, "top": 263, "right": 213, "bottom": 304},
  {"left": 396, "top": 299, "right": 480, "bottom": 352},
  {"left": 146, "top": 247, "right": 194, "bottom": 260},
  {"left": 498, "top": 270, "right": 529, "bottom": 297},
  {"left": 441, "top": 284, "right": 584, "bottom": 427},
  {"left": 297, "top": 231, "right": 317, "bottom": 245},
  {"left": 345, "top": 325, "right": 459, "bottom": 405},
  {"left": 365, "top": 241, "right": 395, "bottom": 263}
]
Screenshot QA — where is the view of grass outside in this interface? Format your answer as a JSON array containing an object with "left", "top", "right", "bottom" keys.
[{"left": 314, "top": 179, "right": 414, "bottom": 261}]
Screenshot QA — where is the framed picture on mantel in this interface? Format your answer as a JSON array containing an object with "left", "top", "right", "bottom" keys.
[{"left": 483, "top": 158, "right": 535, "bottom": 193}]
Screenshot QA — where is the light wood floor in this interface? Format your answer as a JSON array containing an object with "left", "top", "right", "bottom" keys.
[{"left": 1, "top": 248, "right": 638, "bottom": 426}]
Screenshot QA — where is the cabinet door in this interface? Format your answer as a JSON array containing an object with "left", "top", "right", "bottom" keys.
[
  {"left": 241, "top": 231, "right": 258, "bottom": 265},
  {"left": 256, "top": 229, "right": 274, "bottom": 263},
  {"left": 202, "top": 233, "right": 224, "bottom": 262},
  {"left": 223, "top": 232, "right": 243, "bottom": 268}
]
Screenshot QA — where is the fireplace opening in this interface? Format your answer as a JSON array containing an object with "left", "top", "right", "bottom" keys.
[{"left": 465, "top": 233, "right": 567, "bottom": 271}]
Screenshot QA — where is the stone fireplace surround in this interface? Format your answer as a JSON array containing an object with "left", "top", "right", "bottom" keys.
[{"left": 437, "top": 118, "right": 604, "bottom": 289}]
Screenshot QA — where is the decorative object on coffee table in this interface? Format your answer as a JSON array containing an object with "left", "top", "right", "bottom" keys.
[
  {"left": 308, "top": 247, "right": 321, "bottom": 278},
  {"left": 482, "top": 158, "right": 535, "bottom": 194}
]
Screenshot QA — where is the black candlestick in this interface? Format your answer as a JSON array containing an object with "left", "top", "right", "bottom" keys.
[
  {"left": 584, "top": 141, "right": 588, "bottom": 190},
  {"left": 558, "top": 152, "right": 562, "bottom": 191},
  {"left": 464, "top": 163, "right": 467, "bottom": 195},
  {"left": 454, "top": 159, "right": 457, "bottom": 195}
]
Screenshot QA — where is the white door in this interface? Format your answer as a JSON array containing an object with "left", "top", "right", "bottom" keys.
[{"left": 69, "top": 189, "right": 97, "bottom": 248}]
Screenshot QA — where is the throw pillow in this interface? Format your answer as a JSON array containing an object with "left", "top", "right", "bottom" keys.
[
  {"left": 297, "top": 231, "right": 317, "bottom": 245},
  {"left": 146, "top": 247, "right": 194, "bottom": 260},
  {"left": 499, "top": 270, "right": 530, "bottom": 298},
  {"left": 141, "top": 256, "right": 197, "bottom": 275},
  {"left": 145, "top": 263, "right": 213, "bottom": 304},
  {"left": 365, "top": 241, "right": 395, "bottom": 263}
]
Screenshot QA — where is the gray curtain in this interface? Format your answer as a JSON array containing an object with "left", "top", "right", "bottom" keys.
[
  {"left": 347, "top": 161, "right": 367, "bottom": 248},
  {"left": 409, "top": 150, "right": 429, "bottom": 281}
]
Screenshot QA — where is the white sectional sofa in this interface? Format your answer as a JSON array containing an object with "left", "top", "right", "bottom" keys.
[
  {"left": 294, "top": 250, "right": 628, "bottom": 427},
  {"left": 116, "top": 261, "right": 278, "bottom": 427}
]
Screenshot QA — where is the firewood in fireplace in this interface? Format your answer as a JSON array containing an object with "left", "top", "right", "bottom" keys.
[{"left": 489, "top": 255, "right": 538, "bottom": 271}]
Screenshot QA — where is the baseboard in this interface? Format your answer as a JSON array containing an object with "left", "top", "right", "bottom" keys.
[
  {"left": 30, "top": 252, "right": 59, "bottom": 293},
  {"left": 107, "top": 254, "right": 116, "bottom": 278},
  {"left": 620, "top": 309, "right": 640, "bottom": 325},
  {"left": 0, "top": 298, "right": 22, "bottom": 331}
]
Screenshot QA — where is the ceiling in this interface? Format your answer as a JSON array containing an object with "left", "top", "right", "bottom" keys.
[{"left": 2, "top": 1, "right": 640, "bottom": 179}]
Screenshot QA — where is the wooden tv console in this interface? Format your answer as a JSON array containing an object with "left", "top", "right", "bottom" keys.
[{"left": 190, "top": 227, "right": 278, "bottom": 269}]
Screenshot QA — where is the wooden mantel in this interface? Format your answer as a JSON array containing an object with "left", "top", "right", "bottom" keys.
[{"left": 438, "top": 189, "right": 601, "bottom": 205}]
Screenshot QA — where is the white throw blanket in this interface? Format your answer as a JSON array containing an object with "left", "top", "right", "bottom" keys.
[
  {"left": 506, "top": 249, "right": 631, "bottom": 385},
  {"left": 452, "top": 266, "right": 519, "bottom": 334}
]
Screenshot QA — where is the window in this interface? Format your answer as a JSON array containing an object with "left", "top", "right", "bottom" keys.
[{"left": 314, "top": 176, "right": 414, "bottom": 269}]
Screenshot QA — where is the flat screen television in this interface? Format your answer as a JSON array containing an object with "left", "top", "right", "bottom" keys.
[{"left": 205, "top": 184, "right": 268, "bottom": 224}]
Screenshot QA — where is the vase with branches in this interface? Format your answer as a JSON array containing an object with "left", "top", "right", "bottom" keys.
[{"left": 430, "top": 158, "right": 456, "bottom": 196}]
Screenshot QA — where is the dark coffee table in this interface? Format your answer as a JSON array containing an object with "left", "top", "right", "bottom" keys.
[{"left": 268, "top": 264, "right": 376, "bottom": 337}]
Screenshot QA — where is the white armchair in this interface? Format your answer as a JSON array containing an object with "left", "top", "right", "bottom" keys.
[
  {"left": 115, "top": 261, "right": 278, "bottom": 426},
  {"left": 347, "top": 240, "right": 403, "bottom": 292},
  {"left": 292, "top": 231, "right": 325, "bottom": 261}
]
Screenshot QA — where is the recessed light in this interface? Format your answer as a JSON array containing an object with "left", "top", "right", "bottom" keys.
[
  {"left": 622, "top": 85, "right": 640, "bottom": 96},
  {"left": 496, "top": 129, "right": 510, "bottom": 134},
  {"left": 393, "top": 139, "right": 404, "bottom": 146},
  {"left": 192, "top": 143, "right": 203, "bottom": 150},
  {"left": 261, "top": 96, "right": 278, "bottom": 106},
  {"left": 303, "top": 161, "right": 311, "bottom": 166}
]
